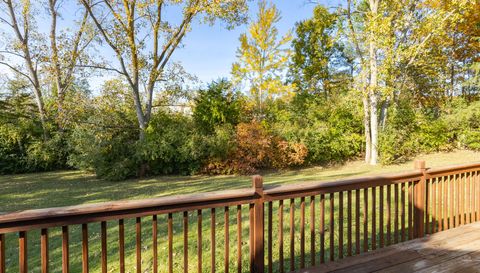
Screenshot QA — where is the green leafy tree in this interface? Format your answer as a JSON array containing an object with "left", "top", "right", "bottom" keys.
[
  {"left": 232, "top": 0, "right": 293, "bottom": 118},
  {"left": 289, "top": 5, "right": 352, "bottom": 97},
  {"left": 193, "top": 79, "right": 243, "bottom": 134}
]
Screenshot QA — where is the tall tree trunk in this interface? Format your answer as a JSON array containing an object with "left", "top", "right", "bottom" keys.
[
  {"left": 368, "top": 0, "right": 379, "bottom": 165},
  {"left": 363, "top": 94, "right": 371, "bottom": 164},
  {"left": 379, "top": 97, "right": 390, "bottom": 130}
]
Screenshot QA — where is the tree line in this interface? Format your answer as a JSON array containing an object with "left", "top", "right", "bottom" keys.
[{"left": 0, "top": 0, "right": 479, "bottom": 180}]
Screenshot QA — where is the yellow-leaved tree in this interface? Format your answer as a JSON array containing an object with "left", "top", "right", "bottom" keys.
[{"left": 231, "top": 0, "right": 293, "bottom": 118}]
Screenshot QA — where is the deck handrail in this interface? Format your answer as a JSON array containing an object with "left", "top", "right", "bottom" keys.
[{"left": 1, "top": 160, "right": 480, "bottom": 273}]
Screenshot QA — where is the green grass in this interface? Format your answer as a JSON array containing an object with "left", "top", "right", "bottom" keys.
[{"left": 1, "top": 150, "right": 479, "bottom": 272}]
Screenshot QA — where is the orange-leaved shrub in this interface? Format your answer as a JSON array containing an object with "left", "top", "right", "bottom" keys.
[{"left": 202, "top": 121, "right": 307, "bottom": 174}]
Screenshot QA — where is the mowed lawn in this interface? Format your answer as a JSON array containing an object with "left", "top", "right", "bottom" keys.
[{"left": 1, "top": 149, "right": 479, "bottom": 272}]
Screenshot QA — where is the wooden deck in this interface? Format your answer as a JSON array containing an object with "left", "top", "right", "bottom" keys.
[{"left": 298, "top": 221, "right": 480, "bottom": 273}]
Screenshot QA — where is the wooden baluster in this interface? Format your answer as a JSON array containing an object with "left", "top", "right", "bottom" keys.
[
  {"left": 290, "top": 198, "right": 295, "bottom": 271},
  {"left": 330, "top": 193, "right": 334, "bottom": 261},
  {"left": 347, "top": 191, "right": 352, "bottom": 257},
  {"left": 363, "top": 188, "right": 368, "bottom": 252},
  {"left": 320, "top": 194, "right": 325, "bottom": 263},
  {"left": 443, "top": 176, "right": 448, "bottom": 230},
  {"left": 408, "top": 182, "right": 413, "bottom": 240},
  {"left": 278, "top": 201, "right": 284, "bottom": 273},
  {"left": 119, "top": 220, "right": 125, "bottom": 273},
  {"left": 394, "top": 183, "right": 399, "bottom": 244},
  {"left": 62, "top": 226, "right": 69, "bottom": 273},
  {"left": 101, "top": 221, "right": 107, "bottom": 273},
  {"left": 19, "top": 231, "right": 27, "bottom": 273},
  {"left": 268, "top": 202, "right": 273, "bottom": 273},
  {"left": 184, "top": 211, "right": 189, "bottom": 273},
  {"left": 168, "top": 213, "right": 173, "bottom": 273},
  {"left": 339, "top": 191, "right": 344, "bottom": 259},
  {"left": 41, "top": 229, "right": 48, "bottom": 273},
  {"left": 386, "top": 185, "right": 391, "bottom": 246},
  {"left": 198, "top": 210, "right": 203, "bottom": 273},
  {"left": 236, "top": 206, "right": 242, "bottom": 273},
  {"left": 136, "top": 217, "right": 141, "bottom": 273},
  {"left": 249, "top": 204, "right": 253, "bottom": 273},
  {"left": 153, "top": 215, "right": 158, "bottom": 273},
  {"left": 0, "top": 233, "right": 5, "bottom": 273},
  {"left": 401, "top": 183, "right": 406, "bottom": 242},
  {"left": 380, "top": 186, "right": 384, "bottom": 248},
  {"left": 212, "top": 208, "right": 216, "bottom": 273},
  {"left": 225, "top": 207, "right": 230, "bottom": 273},
  {"left": 300, "top": 197, "right": 305, "bottom": 268},
  {"left": 460, "top": 174, "right": 465, "bottom": 226},
  {"left": 372, "top": 187, "right": 376, "bottom": 250},
  {"left": 467, "top": 172, "right": 471, "bottom": 224},
  {"left": 455, "top": 174, "right": 460, "bottom": 227},
  {"left": 438, "top": 178, "right": 443, "bottom": 232},
  {"left": 81, "top": 224, "right": 88, "bottom": 273},
  {"left": 431, "top": 179, "right": 436, "bottom": 234},
  {"left": 355, "top": 190, "right": 360, "bottom": 255},
  {"left": 310, "top": 196, "right": 315, "bottom": 265},
  {"left": 449, "top": 175, "right": 454, "bottom": 229}
]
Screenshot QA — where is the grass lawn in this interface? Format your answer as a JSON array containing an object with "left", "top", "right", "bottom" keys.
[{"left": 1, "top": 149, "right": 479, "bottom": 272}]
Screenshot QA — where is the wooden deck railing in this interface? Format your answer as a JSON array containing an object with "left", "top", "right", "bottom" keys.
[{"left": 1, "top": 160, "right": 480, "bottom": 272}]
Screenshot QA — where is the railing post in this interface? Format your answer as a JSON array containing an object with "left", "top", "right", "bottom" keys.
[
  {"left": 252, "top": 175, "right": 265, "bottom": 273},
  {"left": 414, "top": 160, "right": 427, "bottom": 238}
]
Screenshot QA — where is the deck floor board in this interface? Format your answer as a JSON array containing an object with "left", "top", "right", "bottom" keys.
[{"left": 296, "top": 221, "right": 480, "bottom": 273}]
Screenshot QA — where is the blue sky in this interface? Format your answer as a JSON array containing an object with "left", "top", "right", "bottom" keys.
[{"left": 1, "top": 0, "right": 342, "bottom": 91}]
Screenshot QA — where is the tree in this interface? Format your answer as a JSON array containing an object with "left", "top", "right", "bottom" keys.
[
  {"left": 193, "top": 79, "right": 243, "bottom": 134},
  {"left": 46, "top": 0, "right": 94, "bottom": 130},
  {"left": 0, "top": 0, "right": 47, "bottom": 137},
  {"left": 232, "top": 0, "right": 293, "bottom": 118},
  {"left": 289, "top": 5, "right": 352, "bottom": 97},
  {"left": 80, "top": 0, "right": 248, "bottom": 139}
]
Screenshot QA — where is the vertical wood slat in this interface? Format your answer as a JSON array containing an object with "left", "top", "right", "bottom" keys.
[
  {"left": 199, "top": 210, "right": 203, "bottom": 273},
  {"left": 82, "top": 224, "right": 88, "bottom": 273},
  {"left": 438, "top": 178, "right": 443, "bottom": 232},
  {"left": 153, "top": 215, "right": 158, "bottom": 273},
  {"left": 290, "top": 198, "right": 295, "bottom": 271},
  {"left": 401, "top": 183, "right": 406, "bottom": 242},
  {"left": 371, "top": 187, "right": 376, "bottom": 250},
  {"left": 62, "top": 226, "right": 68, "bottom": 273},
  {"left": 460, "top": 174, "right": 464, "bottom": 226},
  {"left": 387, "top": 185, "right": 391, "bottom": 246},
  {"left": 136, "top": 217, "right": 141, "bottom": 273},
  {"left": 184, "top": 211, "right": 189, "bottom": 273},
  {"left": 119, "top": 219, "right": 125, "bottom": 273},
  {"left": 477, "top": 171, "right": 480, "bottom": 222},
  {"left": 431, "top": 179, "right": 436, "bottom": 234},
  {"left": 168, "top": 213, "right": 173, "bottom": 273},
  {"left": 19, "top": 231, "right": 27, "bottom": 273},
  {"left": 236, "top": 206, "right": 241, "bottom": 273},
  {"left": 268, "top": 202, "right": 273, "bottom": 273},
  {"left": 330, "top": 193, "right": 334, "bottom": 261},
  {"left": 252, "top": 176, "right": 264, "bottom": 273},
  {"left": 279, "top": 201, "right": 284, "bottom": 273},
  {"left": 379, "top": 186, "right": 384, "bottom": 248},
  {"left": 101, "top": 221, "right": 107, "bottom": 273},
  {"left": 363, "top": 188, "right": 368, "bottom": 252},
  {"left": 300, "top": 197, "right": 305, "bottom": 268},
  {"left": 249, "top": 204, "right": 253, "bottom": 273},
  {"left": 212, "top": 208, "right": 217, "bottom": 273},
  {"left": 394, "top": 183, "right": 399, "bottom": 244},
  {"left": 408, "top": 182, "right": 413, "bottom": 240},
  {"left": 225, "top": 207, "right": 230, "bottom": 273},
  {"left": 450, "top": 175, "right": 454, "bottom": 229},
  {"left": 355, "top": 190, "right": 360, "bottom": 255},
  {"left": 41, "top": 229, "right": 48, "bottom": 273},
  {"left": 444, "top": 177, "right": 449, "bottom": 230},
  {"left": 338, "top": 191, "right": 344, "bottom": 259},
  {"left": 0, "top": 234, "right": 4, "bottom": 273},
  {"left": 310, "top": 196, "right": 315, "bottom": 266},
  {"left": 347, "top": 191, "right": 352, "bottom": 257},
  {"left": 320, "top": 194, "right": 325, "bottom": 263},
  {"left": 467, "top": 172, "right": 471, "bottom": 224}
]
